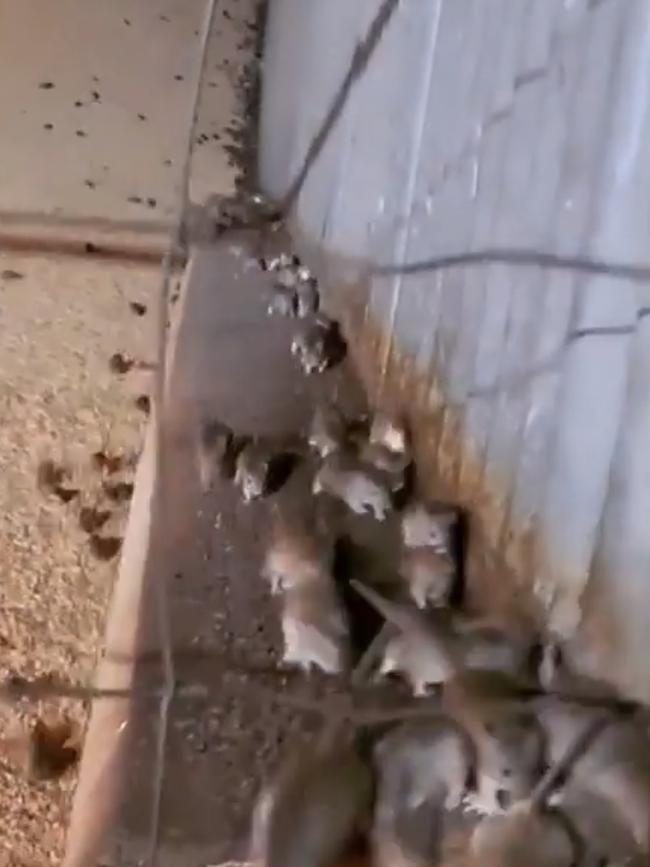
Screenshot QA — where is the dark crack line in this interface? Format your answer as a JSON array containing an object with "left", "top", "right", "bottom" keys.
[{"left": 280, "top": 0, "right": 400, "bottom": 214}]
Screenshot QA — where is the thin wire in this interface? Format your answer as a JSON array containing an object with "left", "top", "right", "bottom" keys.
[
  {"left": 528, "top": 712, "right": 613, "bottom": 809},
  {"left": 146, "top": 1, "right": 220, "bottom": 864}
]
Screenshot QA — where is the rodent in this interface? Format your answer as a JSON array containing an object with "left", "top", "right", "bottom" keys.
[
  {"left": 313, "top": 454, "right": 393, "bottom": 521},
  {"left": 369, "top": 413, "right": 408, "bottom": 455},
  {"left": 250, "top": 734, "right": 373, "bottom": 867},
  {"left": 265, "top": 513, "right": 350, "bottom": 674},
  {"left": 398, "top": 547, "right": 455, "bottom": 609},
  {"left": 308, "top": 403, "right": 348, "bottom": 458},
  {"left": 234, "top": 439, "right": 274, "bottom": 501},
  {"left": 291, "top": 316, "right": 346, "bottom": 375},
  {"left": 353, "top": 582, "right": 531, "bottom": 695},
  {"left": 263, "top": 512, "right": 333, "bottom": 594},
  {"left": 401, "top": 501, "right": 459, "bottom": 553},
  {"left": 371, "top": 719, "right": 473, "bottom": 867},
  {"left": 467, "top": 712, "right": 615, "bottom": 867},
  {"left": 281, "top": 579, "right": 350, "bottom": 674}
]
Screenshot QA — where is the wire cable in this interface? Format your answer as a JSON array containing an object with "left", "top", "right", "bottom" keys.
[{"left": 145, "top": 1, "right": 220, "bottom": 863}]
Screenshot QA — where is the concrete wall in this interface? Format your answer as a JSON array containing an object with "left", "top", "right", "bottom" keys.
[{"left": 258, "top": 0, "right": 650, "bottom": 700}]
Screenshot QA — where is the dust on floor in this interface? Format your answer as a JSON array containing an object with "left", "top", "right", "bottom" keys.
[{"left": 0, "top": 0, "right": 259, "bottom": 222}]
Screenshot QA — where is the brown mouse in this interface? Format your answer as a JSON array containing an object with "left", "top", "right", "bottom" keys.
[
  {"left": 398, "top": 547, "right": 455, "bottom": 609},
  {"left": 308, "top": 403, "right": 348, "bottom": 458},
  {"left": 267, "top": 514, "right": 349, "bottom": 674},
  {"left": 313, "top": 453, "right": 393, "bottom": 521},
  {"left": 400, "top": 501, "right": 459, "bottom": 553},
  {"left": 250, "top": 734, "right": 373, "bottom": 867},
  {"left": 372, "top": 719, "right": 473, "bottom": 867},
  {"left": 467, "top": 712, "right": 613, "bottom": 867}
]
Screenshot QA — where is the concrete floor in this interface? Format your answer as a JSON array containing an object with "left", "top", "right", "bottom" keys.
[
  {"left": 0, "top": 0, "right": 259, "bottom": 863},
  {"left": 68, "top": 236, "right": 379, "bottom": 867}
]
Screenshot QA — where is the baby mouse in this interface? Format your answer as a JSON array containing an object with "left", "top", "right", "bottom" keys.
[
  {"left": 378, "top": 630, "right": 456, "bottom": 696},
  {"left": 291, "top": 316, "right": 346, "bottom": 375},
  {"left": 351, "top": 580, "right": 460, "bottom": 694},
  {"left": 263, "top": 512, "right": 332, "bottom": 594},
  {"left": 295, "top": 277, "right": 320, "bottom": 318},
  {"left": 369, "top": 412, "right": 409, "bottom": 455},
  {"left": 267, "top": 286, "right": 298, "bottom": 317},
  {"left": 463, "top": 712, "right": 544, "bottom": 817},
  {"left": 281, "top": 578, "right": 350, "bottom": 674},
  {"left": 353, "top": 581, "right": 529, "bottom": 695},
  {"left": 266, "top": 512, "right": 349, "bottom": 673},
  {"left": 313, "top": 453, "right": 393, "bottom": 521},
  {"left": 308, "top": 403, "right": 348, "bottom": 458},
  {"left": 234, "top": 439, "right": 275, "bottom": 501},
  {"left": 359, "top": 441, "right": 411, "bottom": 497},
  {"left": 262, "top": 252, "right": 298, "bottom": 273},
  {"left": 399, "top": 547, "right": 455, "bottom": 609},
  {"left": 272, "top": 263, "right": 300, "bottom": 290},
  {"left": 401, "top": 501, "right": 459, "bottom": 553}
]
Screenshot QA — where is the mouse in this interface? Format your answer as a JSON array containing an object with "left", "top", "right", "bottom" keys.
[
  {"left": 359, "top": 441, "right": 411, "bottom": 495},
  {"left": 271, "top": 260, "right": 301, "bottom": 290},
  {"left": 351, "top": 580, "right": 460, "bottom": 694},
  {"left": 313, "top": 453, "right": 393, "bottom": 521},
  {"left": 250, "top": 733, "right": 373, "bottom": 867},
  {"left": 291, "top": 316, "right": 346, "bottom": 375},
  {"left": 353, "top": 582, "right": 529, "bottom": 694},
  {"left": 308, "top": 403, "right": 348, "bottom": 458},
  {"left": 378, "top": 631, "right": 456, "bottom": 696},
  {"left": 372, "top": 719, "right": 473, "bottom": 867},
  {"left": 466, "top": 709, "right": 618, "bottom": 867},
  {"left": 296, "top": 277, "right": 320, "bottom": 318},
  {"left": 268, "top": 285, "right": 298, "bottom": 317},
  {"left": 369, "top": 412, "right": 409, "bottom": 455},
  {"left": 234, "top": 440, "right": 275, "bottom": 501},
  {"left": 261, "top": 251, "right": 299, "bottom": 273},
  {"left": 399, "top": 547, "right": 455, "bottom": 609},
  {"left": 263, "top": 512, "right": 333, "bottom": 594},
  {"left": 463, "top": 712, "right": 545, "bottom": 816},
  {"left": 374, "top": 717, "right": 472, "bottom": 813},
  {"left": 269, "top": 517, "right": 349, "bottom": 674},
  {"left": 400, "top": 501, "right": 459, "bottom": 553},
  {"left": 281, "top": 578, "right": 351, "bottom": 674}
]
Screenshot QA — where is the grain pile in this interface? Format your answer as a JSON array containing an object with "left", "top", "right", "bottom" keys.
[{"left": 0, "top": 255, "right": 156, "bottom": 865}]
